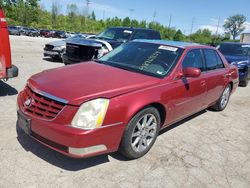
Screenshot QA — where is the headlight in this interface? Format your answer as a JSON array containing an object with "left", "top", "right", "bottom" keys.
[
  {"left": 231, "top": 60, "right": 249, "bottom": 65},
  {"left": 71, "top": 98, "right": 109, "bottom": 129},
  {"left": 53, "top": 46, "right": 65, "bottom": 51}
]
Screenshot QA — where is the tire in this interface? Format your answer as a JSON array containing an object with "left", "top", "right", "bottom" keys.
[
  {"left": 119, "top": 106, "right": 161, "bottom": 159},
  {"left": 211, "top": 84, "right": 231, "bottom": 111},
  {"left": 239, "top": 72, "right": 250, "bottom": 87}
]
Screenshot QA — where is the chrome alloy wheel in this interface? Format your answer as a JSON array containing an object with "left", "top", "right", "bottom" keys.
[
  {"left": 220, "top": 86, "right": 230, "bottom": 109},
  {"left": 131, "top": 114, "right": 157, "bottom": 152}
]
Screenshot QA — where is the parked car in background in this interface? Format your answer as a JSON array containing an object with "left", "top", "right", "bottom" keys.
[
  {"left": 8, "top": 26, "right": 21, "bottom": 35},
  {"left": 54, "top": 30, "right": 66, "bottom": 38},
  {"left": 17, "top": 40, "right": 238, "bottom": 159},
  {"left": 0, "top": 9, "right": 18, "bottom": 80},
  {"left": 63, "top": 27, "right": 161, "bottom": 65},
  {"left": 40, "top": 29, "right": 50, "bottom": 37},
  {"left": 218, "top": 42, "right": 250, "bottom": 87},
  {"left": 26, "top": 28, "right": 40, "bottom": 37},
  {"left": 44, "top": 34, "right": 87, "bottom": 60},
  {"left": 20, "top": 27, "right": 30, "bottom": 35}
]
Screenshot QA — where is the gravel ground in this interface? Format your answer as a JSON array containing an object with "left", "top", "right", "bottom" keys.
[{"left": 0, "top": 36, "right": 250, "bottom": 188}]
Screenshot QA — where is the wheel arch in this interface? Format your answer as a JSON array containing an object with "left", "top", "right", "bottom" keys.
[{"left": 127, "top": 102, "right": 167, "bottom": 128}]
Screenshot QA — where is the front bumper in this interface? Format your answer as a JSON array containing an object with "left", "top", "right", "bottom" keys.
[
  {"left": 62, "top": 54, "right": 83, "bottom": 65},
  {"left": 44, "top": 50, "right": 61, "bottom": 58},
  {"left": 17, "top": 93, "right": 125, "bottom": 158}
]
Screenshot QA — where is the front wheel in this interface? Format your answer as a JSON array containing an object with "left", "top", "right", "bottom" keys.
[
  {"left": 239, "top": 72, "right": 250, "bottom": 87},
  {"left": 211, "top": 84, "right": 231, "bottom": 111},
  {"left": 119, "top": 107, "right": 161, "bottom": 159}
]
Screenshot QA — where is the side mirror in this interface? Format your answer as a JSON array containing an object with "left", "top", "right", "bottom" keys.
[{"left": 183, "top": 67, "right": 201, "bottom": 78}]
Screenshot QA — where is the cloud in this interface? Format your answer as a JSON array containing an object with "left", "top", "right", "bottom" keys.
[
  {"left": 198, "top": 18, "right": 224, "bottom": 34},
  {"left": 89, "top": 2, "right": 125, "bottom": 16}
]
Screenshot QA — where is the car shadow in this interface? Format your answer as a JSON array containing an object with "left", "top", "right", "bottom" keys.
[
  {"left": 43, "top": 57, "right": 62, "bottom": 63},
  {"left": 16, "top": 123, "right": 110, "bottom": 171},
  {"left": 159, "top": 110, "right": 207, "bottom": 135},
  {"left": 111, "top": 110, "right": 207, "bottom": 161},
  {"left": 0, "top": 81, "right": 18, "bottom": 96}
]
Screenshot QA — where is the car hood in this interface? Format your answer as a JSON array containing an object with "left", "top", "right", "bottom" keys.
[
  {"left": 47, "top": 40, "right": 66, "bottom": 47},
  {"left": 66, "top": 37, "right": 123, "bottom": 49},
  {"left": 224, "top": 55, "right": 249, "bottom": 63},
  {"left": 28, "top": 62, "right": 160, "bottom": 106}
]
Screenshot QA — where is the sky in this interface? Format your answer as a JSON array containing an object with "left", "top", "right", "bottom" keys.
[{"left": 40, "top": 0, "right": 250, "bottom": 35}]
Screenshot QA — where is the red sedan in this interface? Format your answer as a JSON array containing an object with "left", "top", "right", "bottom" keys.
[{"left": 17, "top": 40, "right": 239, "bottom": 159}]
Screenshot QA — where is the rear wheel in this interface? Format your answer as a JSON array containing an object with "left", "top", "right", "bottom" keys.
[
  {"left": 211, "top": 84, "right": 231, "bottom": 111},
  {"left": 119, "top": 107, "right": 161, "bottom": 159}
]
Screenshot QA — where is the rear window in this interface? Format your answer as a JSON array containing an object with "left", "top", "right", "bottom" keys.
[
  {"left": 132, "top": 30, "right": 160, "bottom": 40},
  {"left": 203, "top": 49, "right": 224, "bottom": 70}
]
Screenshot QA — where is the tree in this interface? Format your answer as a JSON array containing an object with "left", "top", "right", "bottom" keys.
[
  {"left": 91, "top": 11, "right": 96, "bottom": 20},
  {"left": 122, "top": 17, "right": 130, "bottom": 27},
  {"left": 173, "top": 29, "right": 185, "bottom": 41},
  {"left": 223, "top": 14, "right": 246, "bottom": 40},
  {"left": 189, "top": 29, "right": 212, "bottom": 44},
  {"left": 51, "top": 1, "right": 61, "bottom": 27}
]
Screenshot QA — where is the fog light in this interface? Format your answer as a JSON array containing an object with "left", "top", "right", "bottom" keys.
[{"left": 68, "top": 145, "right": 107, "bottom": 156}]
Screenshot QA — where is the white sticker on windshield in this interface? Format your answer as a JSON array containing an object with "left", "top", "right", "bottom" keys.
[
  {"left": 124, "top": 30, "right": 133, "bottom": 34},
  {"left": 158, "top": 45, "right": 178, "bottom": 51},
  {"left": 242, "top": 45, "right": 250, "bottom": 48}
]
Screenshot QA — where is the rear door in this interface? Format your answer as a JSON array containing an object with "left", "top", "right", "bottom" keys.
[{"left": 202, "top": 49, "right": 227, "bottom": 106}]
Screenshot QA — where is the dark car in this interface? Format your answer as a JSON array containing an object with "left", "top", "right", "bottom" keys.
[
  {"left": 62, "top": 27, "right": 161, "bottom": 65},
  {"left": 54, "top": 30, "right": 66, "bottom": 38},
  {"left": 26, "top": 28, "right": 40, "bottom": 37},
  {"left": 17, "top": 40, "right": 238, "bottom": 159},
  {"left": 218, "top": 42, "right": 250, "bottom": 87},
  {"left": 20, "top": 27, "right": 30, "bottom": 35},
  {"left": 44, "top": 34, "right": 87, "bottom": 60},
  {"left": 8, "top": 26, "right": 21, "bottom": 35}
]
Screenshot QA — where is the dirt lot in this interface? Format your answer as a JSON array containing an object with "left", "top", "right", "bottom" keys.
[{"left": 0, "top": 36, "right": 250, "bottom": 188}]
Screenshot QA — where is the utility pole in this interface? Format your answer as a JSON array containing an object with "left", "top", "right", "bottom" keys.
[
  {"left": 84, "top": 0, "right": 90, "bottom": 26},
  {"left": 168, "top": 14, "right": 172, "bottom": 28},
  {"left": 153, "top": 10, "right": 157, "bottom": 22},
  {"left": 129, "top": 9, "right": 135, "bottom": 19},
  {"left": 215, "top": 17, "right": 220, "bottom": 36},
  {"left": 102, "top": 10, "right": 105, "bottom": 20},
  {"left": 190, "top": 17, "right": 195, "bottom": 35}
]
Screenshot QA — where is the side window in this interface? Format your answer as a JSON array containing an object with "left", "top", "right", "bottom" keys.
[
  {"left": 215, "top": 52, "right": 225, "bottom": 69},
  {"left": 133, "top": 30, "right": 150, "bottom": 40},
  {"left": 182, "top": 49, "right": 204, "bottom": 71},
  {"left": 150, "top": 31, "right": 161, "bottom": 39},
  {"left": 203, "top": 49, "right": 218, "bottom": 71}
]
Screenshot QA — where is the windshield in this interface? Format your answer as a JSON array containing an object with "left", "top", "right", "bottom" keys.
[
  {"left": 96, "top": 28, "right": 133, "bottom": 42},
  {"left": 99, "top": 41, "right": 183, "bottom": 78},
  {"left": 218, "top": 44, "right": 250, "bottom": 56}
]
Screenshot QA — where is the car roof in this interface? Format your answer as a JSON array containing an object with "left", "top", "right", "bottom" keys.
[
  {"left": 133, "top": 39, "right": 205, "bottom": 49},
  {"left": 109, "top": 27, "right": 157, "bottom": 31},
  {"left": 221, "top": 42, "right": 250, "bottom": 45}
]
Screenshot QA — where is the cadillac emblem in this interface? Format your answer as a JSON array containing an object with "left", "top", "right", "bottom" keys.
[{"left": 24, "top": 97, "right": 32, "bottom": 107}]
